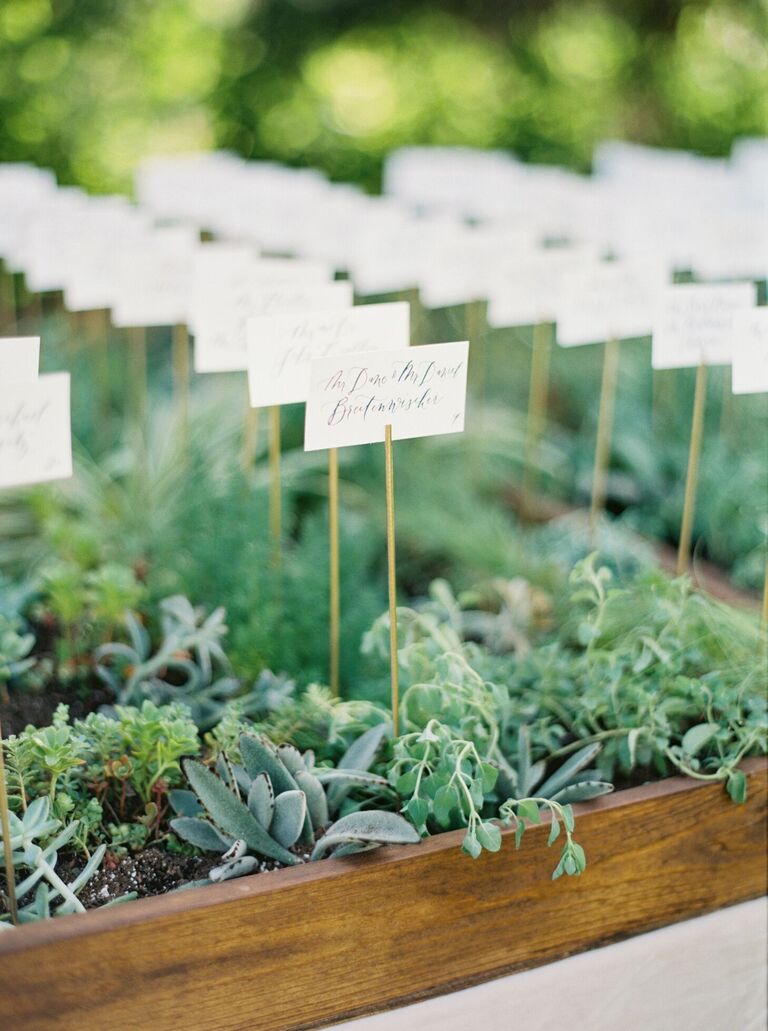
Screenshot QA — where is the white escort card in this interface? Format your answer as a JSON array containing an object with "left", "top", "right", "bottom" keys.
[
  {"left": 651, "top": 282, "right": 756, "bottom": 369},
  {"left": 0, "top": 336, "right": 40, "bottom": 382},
  {"left": 556, "top": 261, "right": 668, "bottom": 347},
  {"left": 486, "top": 246, "right": 602, "bottom": 329},
  {"left": 247, "top": 302, "right": 410, "bottom": 407},
  {"left": 0, "top": 372, "right": 72, "bottom": 489},
  {"left": 304, "top": 340, "right": 468, "bottom": 451},
  {"left": 731, "top": 308, "right": 768, "bottom": 395},
  {"left": 194, "top": 281, "right": 354, "bottom": 374}
]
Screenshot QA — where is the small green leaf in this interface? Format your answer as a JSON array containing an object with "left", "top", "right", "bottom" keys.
[
  {"left": 681, "top": 723, "right": 720, "bottom": 757},
  {"left": 476, "top": 822, "right": 502, "bottom": 852},
  {"left": 433, "top": 784, "right": 455, "bottom": 826},
  {"left": 462, "top": 830, "right": 482, "bottom": 859},
  {"left": 404, "top": 796, "right": 429, "bottom": 830},
  {"left": 517, "top": 799, "right": 541, "bottom": 825},
  {"left": 480, "top": 762, "right": 498, "bottom": 794},
  {"left": 562, "top": 804, "right": 575, "bottom": 833},
  {"left": 570, "top": 842, "right": 587, "bottom": 873},
  {"left": 547, "top": 814, "right": 560, "bottom": 847},
  {"left": 726, "top": 769, "right": 747, "bottom": 804}
]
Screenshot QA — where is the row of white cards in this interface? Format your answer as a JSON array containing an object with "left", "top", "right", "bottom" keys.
[
  {"left": 1, "top": 152, "right": 766, "bottom": 387},
  {"left": 4, "top": 143, "right": 765, "bottom": 320},
  {"left": 0, "top": 336, "right": 72, "bottom": 489}
]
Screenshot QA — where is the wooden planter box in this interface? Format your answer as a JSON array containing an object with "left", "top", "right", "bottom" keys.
[{"left": 2, "top": 759, "right": 765, "bottom": 1031}]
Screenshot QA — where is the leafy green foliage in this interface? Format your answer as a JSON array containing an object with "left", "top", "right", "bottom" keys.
[
  {"left": 94, "top": 595, "right": 234, "bottom": 722},
  {"left": 5, "top": 701, "right": 200, "bottom": 854},
  {"left": 0, "top": 614, "right": 35, "bottom": 693},
  {"left": 389, "top": 718, "right": 590, "bottom": 877}
]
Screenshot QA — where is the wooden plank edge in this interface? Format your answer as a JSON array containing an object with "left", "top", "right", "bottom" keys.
[{"left": 2, "top": 757, "right": 764, "bottom": 956}]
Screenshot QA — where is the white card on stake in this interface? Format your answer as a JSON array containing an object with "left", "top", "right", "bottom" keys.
[
  {"left": 247, "top": 301, "right": 410, "bottom": 408},
  {"left": 304, "top": 340, "right": 468, "bottom": 452},
  {"left": 0, "top": 372, "right": 72, "bottom": 489},
  {"left": 651, "top": 282, "right": 756, "bottom": 369},
  {"left": 0, "top": 336, "right": 40, "bottom": 382},
  {"left": 556, "top": 261, "right": 667, "bottom": 347},
  {"left": 194, "top": 281, "right": 354, "bottom": 374},
  {"left": 731, "top": 308, "right": 768, "bottom": 395}
]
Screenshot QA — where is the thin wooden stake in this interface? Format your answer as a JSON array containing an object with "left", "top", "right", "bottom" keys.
[
  {"left": 589, "top": 337, "right": 620, "bottom": 540},
  {"left": 127, "top": 326, "right": 148, "bottom": 477},
  {"left": 522, "top": 320, "right": 552, "bottom": 518},
  {"left": 92, "top": 310, "right": 111, "bottom": 448},
  {"left": 0, "top": 717, "right": 19, "bottom": 926},
  {"left": 0, "top": 264, "right": 17, "bottom": 332},
  {"left": 241, "top": 405, "right": 260, "bottom": 473},
  {"left": 384, "top": 424, "right": 399, "bottom": 737},
  {"left": 677, "top": 361, "right": 708, "bottom": 576},
  {"left": 269, "top": 405, "right": 282, "bottom": 565},
  {"left": 719, "top": 367, "right": 733, "bottom": 439},
  {"left": 466, "top": 299, "right": 486, "bottom": 401},
  {"left": 328, "top": 446, "right": 340, "bottom": 697},
  {"left": 406, "top": 287, "right": 422, "bottom": 346},
  {"left": 762, "top": 561, "right": 768, "bottom": 628},
  {"left": 172, "top": 322, "right": 190, "bottom": 443}
]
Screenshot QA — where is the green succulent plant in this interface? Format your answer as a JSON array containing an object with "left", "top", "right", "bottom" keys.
[
  {"left": 0, "top": 798, "right": 109, "bottom": 925},
  {"left": 0, "top": 614, "right": 35, "bottom": 697},
  {"left": 94, "top": 595, "right": 235, "bottom": 720},
  {"left": 170, "top": 726, "right": 420, "bottom": 880}
]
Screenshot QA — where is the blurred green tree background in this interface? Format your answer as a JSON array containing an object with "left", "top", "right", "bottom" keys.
[{"left": 0, "top": 0, "right": 765, "bottom": 194}]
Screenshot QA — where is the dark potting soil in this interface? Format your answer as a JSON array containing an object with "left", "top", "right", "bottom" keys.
[
  {"left": 0, "top": 678, "right": 112, "bottom": 737},
  {"left": 62, "top": 844, "right": 313, "bottom": 911},
  {"left": 70, "top": 848, "right": 219, "bottom": 909}
]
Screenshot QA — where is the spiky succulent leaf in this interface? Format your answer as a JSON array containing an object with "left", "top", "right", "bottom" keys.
[
  {"left": 550, "top": 781, "right": 614, "bottom": 804},
  {"left": 277, "top": 744, "right": 306, "bottom": 777},
  {"left": 314, "top": 769, "right": 388, "bottom": 788},
  {"left": 295, "top": 769, "right": 329, "bottom": 830},
  {"left": 168, "top": 789, "right": 203, "bottom": 818},
  {"left": 311, "top": 810, "right": 421, "bottom": 860},
  {"left": 171, "top": 816, "right": 234, "bottom": 853},
  {"left": 329, "top": 724, "right": 387, "bottom": 812},
  {"left": 181, "top": 758, "right": 299, "bottom": 865},
  {"left": 210, "top": 856, "right": 260, "bottom": 882},
  {"left": 537, "top": 743, "right": 603, "bottom": 799},
  {"left": 240, "top": 735, "right": 298, "bottom": 795},
  {"left": 247, "top": 772, "right": 275, "bottom": 828},
  {"left": 270, "top": 790, "right": 307, "bottom": 849}
]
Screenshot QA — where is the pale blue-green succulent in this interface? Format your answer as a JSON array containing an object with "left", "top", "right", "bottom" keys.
[
  {"left": 0, "top": 797, "right": 119, "bottom": 927},
  {"left": 171, "top": 725, "right": 420, "bottom": 881}
]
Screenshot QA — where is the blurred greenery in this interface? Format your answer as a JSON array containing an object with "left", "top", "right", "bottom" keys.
[{"left": 0, "top": 0, "right": 765, "bottom": 193}]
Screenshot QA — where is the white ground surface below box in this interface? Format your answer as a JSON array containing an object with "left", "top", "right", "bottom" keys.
[{"left": 330, "top": 897, "right": 767, "bottom": 1031}]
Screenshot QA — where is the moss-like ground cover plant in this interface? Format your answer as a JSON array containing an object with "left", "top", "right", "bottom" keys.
[{"left": 1, "top": 540, "right": 765, "bottom": 926}]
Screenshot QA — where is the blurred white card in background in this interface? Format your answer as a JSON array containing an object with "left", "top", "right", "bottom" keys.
[
  {"left": 731, "top": 308, "right": 768, "bottom": 395},
  {"left": 487, "top": 246, "right": 602, "bottom": 329},
  {"left": 652, "top": 282, "right": 756, "bottom": 369},
  {"left": 0, "top": 336, "right": 40, "bottom": 383},
  {"left": 194, "top": 281, "right": 354, "bottom": 374},
  {"left": 0, "top": 371, "right": 72, "bottom": 489},
  {"left": 556, "top": 261, "right": 668, "bottom": 347},
  {"left": 247, "top": 301, "right": 410, "bottom": 407},
  {"left": 304, "top": 340, "right": 468, "bottom": 451}
]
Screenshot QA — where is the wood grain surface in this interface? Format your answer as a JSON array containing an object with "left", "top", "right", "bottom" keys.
[{"left": 1, "top": 760, "right": 765, "bottom": 1031}]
